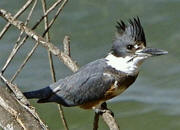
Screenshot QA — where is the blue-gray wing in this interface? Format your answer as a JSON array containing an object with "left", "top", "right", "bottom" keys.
[{"left": 42, "top": 72, "right": 115, "bottom": 107}]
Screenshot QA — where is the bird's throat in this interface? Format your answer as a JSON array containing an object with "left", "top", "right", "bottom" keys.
[{"left": 105, "top": 53, "right": 145, "bottom": 75}]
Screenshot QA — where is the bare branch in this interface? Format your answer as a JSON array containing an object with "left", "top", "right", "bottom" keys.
[
  {"left": 0, "top": 9, "right": 79, "bottom": 72},
  {"left": 58, "top": 104, "right": 69, "bottom": 130},
  {"left": 1, "top": 0, "right": 66, "bottom": 74},
  {"left": 0, "top": 85, "right": 48, "bottom": 130},
  {"left": 10, "top": 42, "right": 39, "bottom": 82},
  {"left": 0, "top": 5, "right": 120, "bottom": 130},
  {"left": 0, "top": 73, "right": 29, "bottom": 105},
  {"left": 1, "top": 36, "right": 28, "bottom": 74},
  {"left": 0, "top": 0, "right": 34, "bottom": 39},
  {"left": 63, "top": 36, "right": 71, "bottom": 56},
  {"left": 42, "top": 0, "right": 68, "bottom": 36},
  {"left": 0, "top": 74, "right": 48, "bottom": 129},
  {"left": 41, "top": 0, "right": 56, "bottom": 81},
  {"left": 100, "top": 103, "right": 120, "bottom": 130},
  {"left": 16, "top": 0, "right": 38, "bottom": 44},
  {"left": 32, "top": 0, "right": 63, "bottom": 31},
  {"left": 41, "top": 0, "right": 69, "bottom": 130},
  {"left": 102, "top": 110, "right": 120, "bottom": 130},
  {"left": 45, "top": 0, "right": 63, "bottom": 15},
  {"left": 1, "top": 0, "right": 37, "bottom": 74}
]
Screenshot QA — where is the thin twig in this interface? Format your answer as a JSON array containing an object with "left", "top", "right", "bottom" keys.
[
  {"left": 1, "top": 0, "right": 64, "bottom": 74},
  {"left": 1, "top": 36, "right": 28, "bottom": 74},
  {"left": 43, "top": 0, "right": 68, "bottom": 36},
  {"left": 32, "top": 0, "right": 63, "bottom": 31},
  {"left": 0, "top": 0, "right": 33, "bottom": 39},
  {"left": 16, "top": 0, "right": 38, "bottom": 44},
  {"left": 0, "top": 6, "right": 120, "bottom": 130},
  {"left": 63, "top": 36, "right": 71, "bottom": 56},
  {"left": 9, "top": 0, "right": 38, "bottom": 82},
  {"left": 41, "top": 0, "right": 69, "bottom": 130},
  {"left": 10, "top": 42, "right": 39, "bottom": 82},
  {"left": 1, "top": 0, "right": 37, "bottom": 74},
  {"left": 58, "top": 104, "right": 69, "bottom": 130},
  {"left": 0, "top": 9, "right": 79, "bottom": 72},
  {"left": 45, "top": 0, "right": 63, "bottom": 14},
  {"left": 47, "top": 52, "right": 56, "bottom": 82}
]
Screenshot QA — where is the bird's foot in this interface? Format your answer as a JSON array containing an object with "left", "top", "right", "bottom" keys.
[
  {"left": 92, "top": 102, "right": 114, "bottom": 116},
  {"left": 93, "top": 108, "right": 106, "bottom": 115}
]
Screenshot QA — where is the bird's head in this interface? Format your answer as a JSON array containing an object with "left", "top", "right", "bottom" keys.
[
  {"left": 106, "top": 17, "right": 168, "bottom": 74},
  {"left": 111, "top": 17, "right": 168, "bottom": 59}
]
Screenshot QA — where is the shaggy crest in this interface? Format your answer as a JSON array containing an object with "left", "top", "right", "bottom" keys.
[{"left": 116, "top": 17, "right": 146, "bottom": 46}]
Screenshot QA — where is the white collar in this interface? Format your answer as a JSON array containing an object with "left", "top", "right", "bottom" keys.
[{"left": 105, "top": 53, "right": 145, "bottom": 75}]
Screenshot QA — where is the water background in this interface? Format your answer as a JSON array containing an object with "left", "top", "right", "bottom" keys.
[{"left": 0, "top": 0, "right": 180, "bottom": 130}]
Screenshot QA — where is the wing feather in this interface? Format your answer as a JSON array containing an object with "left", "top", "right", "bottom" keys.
[
  {"left": 38, "top": 59, "right": 115, "bottom": 107},
  {"left": 46, "top": 73, "right": 115, "bottom": 106}
]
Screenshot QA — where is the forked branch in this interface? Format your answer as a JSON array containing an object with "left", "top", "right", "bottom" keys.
[{"left": 0, "top": 9, "right": 79, "bottom": 72}]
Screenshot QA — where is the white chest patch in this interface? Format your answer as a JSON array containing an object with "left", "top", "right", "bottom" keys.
[{"left": 105, "top": 53, "right": 145, "bottom": 75}]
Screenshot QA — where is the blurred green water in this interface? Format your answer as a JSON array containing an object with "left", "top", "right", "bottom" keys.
[{"left": 0, "top": 0, "right": 180, "bottom": 130}]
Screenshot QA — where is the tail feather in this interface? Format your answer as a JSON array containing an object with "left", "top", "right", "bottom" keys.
[
  {"left": 23, "top": 86, "right": 74, "bottom": 106},
  {"left": 23, "top": 86, "right": 53, "bottom": 99},
  {"left": 37, "top": 98, "right": 50, "bottom": 103}
]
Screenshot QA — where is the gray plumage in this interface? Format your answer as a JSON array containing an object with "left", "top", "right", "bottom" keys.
[{"left": 24, "top": 59, "right": 116, "bottom": 106}]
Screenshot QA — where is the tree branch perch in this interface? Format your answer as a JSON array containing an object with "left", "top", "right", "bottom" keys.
[{"left": 0, "top": 82, "right": 47, "bottom": 130}]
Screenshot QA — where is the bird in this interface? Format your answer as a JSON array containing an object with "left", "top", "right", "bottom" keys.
[{"left": 23, "top": 17, "right": 168, "bottom": 112}]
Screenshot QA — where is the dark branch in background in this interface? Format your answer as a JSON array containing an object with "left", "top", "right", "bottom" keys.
[
  {"left": 0, "top": 1, "right": 120, "bottom": 129},
  {"left": 93, "top": 113, "right": 100, "bottom": 130}
]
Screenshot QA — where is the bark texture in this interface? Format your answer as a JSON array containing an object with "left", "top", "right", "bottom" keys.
[{"left": 0, "top": 86, "right": 47, "bottom": 130}]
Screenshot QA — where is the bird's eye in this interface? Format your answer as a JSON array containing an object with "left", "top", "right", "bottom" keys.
[{"left": 127, "top": 45, "right": 134, "bottom": 50}]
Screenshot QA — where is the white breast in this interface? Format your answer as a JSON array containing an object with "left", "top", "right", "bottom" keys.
[{"left": 105, "top": 53, "right": 145, "bottom": 75}]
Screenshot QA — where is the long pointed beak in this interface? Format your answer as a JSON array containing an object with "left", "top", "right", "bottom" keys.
[{"left": 136, "top": 47, "right": 168, "bottom": 57}]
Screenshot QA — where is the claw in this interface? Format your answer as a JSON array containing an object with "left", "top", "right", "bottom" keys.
[{"left": 93, "top": 108, "right": 106, "bottom": 114}]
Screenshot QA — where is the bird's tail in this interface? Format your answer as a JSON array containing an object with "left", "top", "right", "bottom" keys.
[{"left": 23, "top": 86, "right": 53, "bottom": 100}]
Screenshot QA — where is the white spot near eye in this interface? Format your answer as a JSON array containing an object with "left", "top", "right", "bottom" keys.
[{"left": 134, "top": 44, "right": 138, "bottom": 49}]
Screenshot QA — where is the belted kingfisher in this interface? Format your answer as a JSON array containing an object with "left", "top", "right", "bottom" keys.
[{"left": 24, "top": 17, "right": 168, "bottom": 110}]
